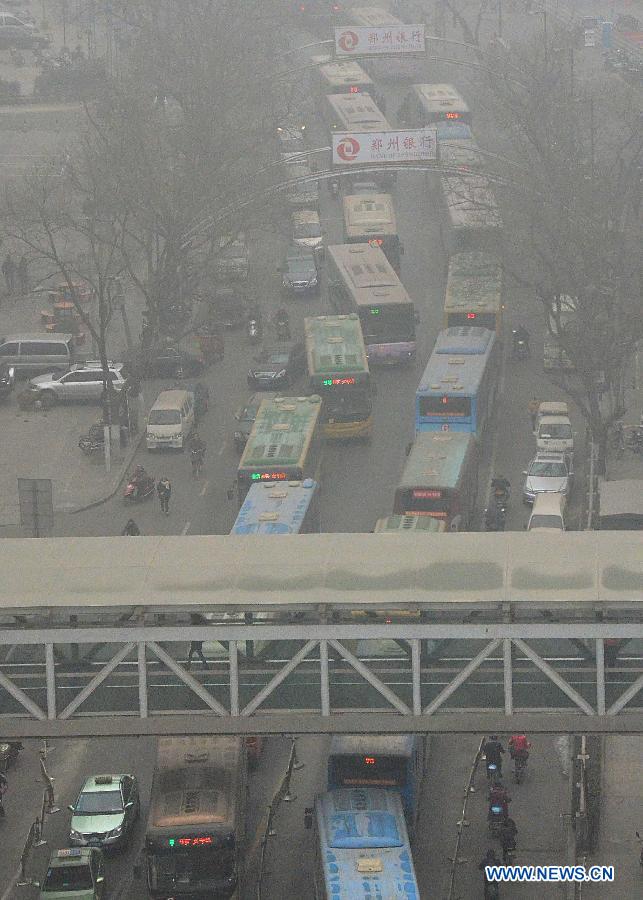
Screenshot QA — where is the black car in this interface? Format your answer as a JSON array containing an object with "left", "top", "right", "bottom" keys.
[
  {"left": 280, "top": 245, "right": 320, "bottom": 296},
  {"left": 233, "top": 391, "right": 277, "bottom": 452},
  {"left": 145, "top": 346, "right": 204, "bottom": 378},
  {"left": 247, "top": 343, "right": 306, "bottom": 390}
]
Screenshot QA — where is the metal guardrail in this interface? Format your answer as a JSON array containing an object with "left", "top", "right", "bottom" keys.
[
  {"left": 16, "top": 742, "right": 60, "bottom": 887},
  {"left": 447, "top": 737, "right": 486, "bottom": 900},
  {"left": 255, "top": 738, "right": 302, "bottom": 900}
]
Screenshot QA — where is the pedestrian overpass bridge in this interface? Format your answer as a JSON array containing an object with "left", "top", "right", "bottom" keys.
[{"left": 0, "top": 533, "right": 641, "bottom": 737}]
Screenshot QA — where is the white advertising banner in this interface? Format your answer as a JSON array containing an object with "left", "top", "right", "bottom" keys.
[
  {"left": 334, "top": 24, "right": 425, "bottom": 57},
  {"left": 332, "top": 129, "right": 437, "bottom": 166}
]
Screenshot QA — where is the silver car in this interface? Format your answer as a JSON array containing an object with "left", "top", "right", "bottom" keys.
[
  {"left": 30, "top": 362, "right": 125, "bottom": 405},
  {"left": 522, "top": 452, "right": 573, "bottom": 504}
]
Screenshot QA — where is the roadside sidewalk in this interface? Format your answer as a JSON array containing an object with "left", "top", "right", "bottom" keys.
[{"left": 582, "top": 736, "right": 642, "bottom": 898}]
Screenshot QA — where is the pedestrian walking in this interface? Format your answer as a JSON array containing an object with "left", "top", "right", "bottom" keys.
[
  {"left": 187, "top": 613, "right": 209, "bottom": 670},
  {"left": 2, "top": 253, "right": 16, "bottom": 294},
  {"left": 157, "top": 477, "right": 171, "bottom": 515},
  {"left": 527, "top": 397, "right": 540, "bottom": 432},
  {"left": 17, "top": 255, "right": 29, "bottom": 295}
]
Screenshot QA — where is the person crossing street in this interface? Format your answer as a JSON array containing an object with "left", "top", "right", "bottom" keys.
[{"left": 157, "top": 477, "right": 172, "bottom": 515}]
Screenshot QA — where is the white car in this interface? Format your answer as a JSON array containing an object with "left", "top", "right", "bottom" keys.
[
  {"left": 30, "top": 362, "right": 125, "bottom": 404},
  {"left": 522, "top": 452, "right": 573, "bottom": 504}
]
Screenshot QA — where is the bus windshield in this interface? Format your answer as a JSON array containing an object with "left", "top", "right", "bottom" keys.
[
  {"left": 331, "top": 754, "right": 407, "bottom": 788},
  {"left": 361, "top": 305, "right": 414, "bottom": 343},
  {"left": 150, "top": 846, "right": 235, "bottom": 887}
]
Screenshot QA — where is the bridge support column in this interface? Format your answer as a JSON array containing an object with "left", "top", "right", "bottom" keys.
[
  {"left": 137, "top": 642, "right": 148, "bottom": 718},
  {"left": 320, "top": 640, "right": 330, "bottom": 716},
  {"left": 411, "top": 640, "right": 421, "bottom": 716},
  {"left": 45, "top": 643, "right": 56, "bottom": 720},
  {"left": 503, "top": 639, "right": 513, "bottom": 715},
  {"left": 229, "top": 641, "right": 239, "bottom": 717},
  {"left": 595, "top": 639, "right": 605, "bottom": 716}
]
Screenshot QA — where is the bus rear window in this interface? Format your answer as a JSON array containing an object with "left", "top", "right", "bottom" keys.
[
  {"left": 419, "top": 396, "right": 471, "bottom": 417},
  {"left": 331, "top": 754, "right": 407, "bottom": 788}
]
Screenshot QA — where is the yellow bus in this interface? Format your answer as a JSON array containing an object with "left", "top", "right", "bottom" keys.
[
  {"left": 443, "top": 252, "right": 504, "bottom": 335},
  {"left": 304, "top": 313, "right": 373, "bottom": 440}
]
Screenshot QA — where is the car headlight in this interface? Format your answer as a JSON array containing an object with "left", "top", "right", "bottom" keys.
[
  {"left": 282, "top": 278, "right": 292, "bottom": 287},
  {"left": 70, "top": 829, "right": 82, "bottom": 839},
  {"left": 108, "top": 825, "right": 123, "bottom": 838},
  {"left": 276, "top": 369, "right": 287, "bottom": 378}
]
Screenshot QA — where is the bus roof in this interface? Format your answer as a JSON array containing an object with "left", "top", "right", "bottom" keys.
[
  {"left": 147, "top": 736, "right": 242, "bottom": 836},
  {"left": 239, "top": 395, "right": 322, "bottom": 470},
  {"left": 316, "top": 789, "right": 419, "bottom": 899},
  {"left": 330, "top": 734, "right": 417, "bottom": 757},
  {"left": 374, "top": 515, "right": 447, "bottom": 533},
  {"left": 411, "top": 83, "right": 469, "bottom": 114},
  {"left": 441, "top": 173, "right": 503, "bottom": 229},
  {"left": 305, "top": 314, "right": 369, "bottom": 378},
  {"left": 231, "top": 480, "right": 318, "bottom": 535},
  {"left": 417, "top": 326, "right": 496, "bottom": 396},
  {"left": 444, "top": 252, "right": 503, "bottom": 313},
  {"left": 325, "top": 93, "right": 390, "bottom": 131},
  {"left": 318, "top": 59, "right": 374, "bottom": 88},
  {"left": 350, "top": 6, "right": 405, "bottom": 27},
  {"left": 399, "top": 432, "right": 476, "bottom": 491},
  {"left": 343, "top": 193, "right": 396, "bottom": 238},
  {"left": 327, "top": 243, "right": 413, "bottom": 308}
]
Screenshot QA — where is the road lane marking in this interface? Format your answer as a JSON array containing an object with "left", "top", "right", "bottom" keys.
[
  {"left": 217, "top": 442, "right": 226, "bottom": 456},
  {"left": 181, "top": 521, "right": 191, "bottom": 535},
  {"left": 200, "top": 480, "right": 210, "bottom": 497}
]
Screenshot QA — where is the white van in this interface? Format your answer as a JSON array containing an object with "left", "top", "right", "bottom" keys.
[
  {"left": 146, "top": 390, "right": 195, "bottom": 450},
  {"left": 527, "top": 493, "right": 566, "bottom": 531},
  {"left": 536, "top": 402, "right": 574, "bottom": 455}
]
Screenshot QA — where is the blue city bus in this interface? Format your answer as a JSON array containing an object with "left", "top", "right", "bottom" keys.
[
  {"left": 311, "top": 788, "right": 420, "bottom": 899},
  {"left": 415, "top": 326, "right": 500, "bottom": 440},
  {"left": 327, "top": 734, "right": 426, "bottom": 833},
  {"left": 230, "top": 479, "right": 320, "bottom": 534}
]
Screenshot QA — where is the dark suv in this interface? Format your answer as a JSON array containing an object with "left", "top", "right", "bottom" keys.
[
  {"left": 247, "top": 343, "right": 306, "bottom": 390},
  {"left": 280, "top": 245, "right": 320, "bottom": 296}
]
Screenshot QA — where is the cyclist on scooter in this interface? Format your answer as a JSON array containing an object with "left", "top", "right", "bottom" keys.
[
  {"left": 488, "top": 782, "right": 511, "bottom": 820},
  {"left": 483, "top": 734, "right": 505, "bottom": 777}
]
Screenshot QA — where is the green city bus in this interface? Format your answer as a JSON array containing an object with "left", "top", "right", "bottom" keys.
[
  {"left": 237, "top": 395, "right": 322, "bottom": 504},
  {"left": 443, "top": 252, "right": 504, "bottom": 335},
  {"left": 304, "top": 313, "right": 373, "bottom": 440}
]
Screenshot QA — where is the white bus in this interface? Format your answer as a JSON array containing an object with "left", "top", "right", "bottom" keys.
[
  {"left": 342, "top": 192, "right": 403, "bottom": 272},
  {"left": 398, "top": 83, "right": 472, "bottom": 126},
  {"left": 326, "top": 242, "right": 417, "bottom": 364}
]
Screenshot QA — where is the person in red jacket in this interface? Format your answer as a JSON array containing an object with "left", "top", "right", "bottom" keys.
[{"left": 509, "top": 734, "right": 532, "bottom": 760}]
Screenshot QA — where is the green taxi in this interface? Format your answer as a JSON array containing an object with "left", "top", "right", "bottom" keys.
[
  {"left": 38, "top": 848, "right": 105, "bottom": 900},
  {"left": 69, "top": 773, "right": 139, "bottom": 851}
]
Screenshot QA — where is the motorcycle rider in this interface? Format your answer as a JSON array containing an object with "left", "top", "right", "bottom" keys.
[
  {"left": 478, "top": 849, "right": 501, "bottom": 899},
  {"left": 274, "top": 307, "right": 291, "bottom": 339},
  {"left": 484, "top": 503, "right": 504, "bottom": 532},
  {"left": 122, "top": 519, "right": 141, "bottom": 536},
  {"left": 500, "top": 816, "right": 518, "bottom": 862},
  {"left": 488, "top": 781, "right": 511, "bottom": 821},
  {"left": 188, "top": 431, "right": 206, "bottom": 474},
  {"left": 483, "top": 734, "right": 505, "bottom": 777},
  {"left": 509, "top": 733, "right": 532, "bottom": 760},
  {"left": 491, "top": 476, "right": 511, "bottom": 502},
  {"left": 131, "top": 465, "right": 152, "bottom": 500}
]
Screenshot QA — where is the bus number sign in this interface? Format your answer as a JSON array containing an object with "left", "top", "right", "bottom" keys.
[
  {"left": 323, "top": 377, "right": 356, "bottom": 386},
  {"left": 251, "top": 472, "right": 288, "bottom": 481},
  {"left": 364, "top": 757, "right": 376, "bottom": 765},
  {"left": 445, "top": 112, "right": 462, "bottom": 119},
  {"left": 413, "top": 489, "right": 442, "bottom": 499},
  {"left": 168, "top": 836, "right": 214, "bottom": 847}
]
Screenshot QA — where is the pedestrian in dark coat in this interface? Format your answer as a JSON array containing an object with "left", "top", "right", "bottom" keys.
[{"left": 157, "top": 477, "right": 171, "bottom": 515}]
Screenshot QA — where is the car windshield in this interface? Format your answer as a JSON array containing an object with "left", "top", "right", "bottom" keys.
[
  {"left": 530, "top": 460, "right": 567, "bottom": 477},
  {"left": 75, "top": 789, "right": 123, "bottom": 814},
  {"left": 267, "top": 352, "right": 289, "bottom": 365},
  {"left": 149, "top": 410, "right": 181, "bottom": 425},
  {"left": 294, "top": 223, "right": 321, "bottom": 239},
  {"left": 530, "top": 515, "right": 563, "bottom": 529},
  {"left": 539, "top": 423, "right": 572, "bottom": 439},
  {"left": 42, "top": 865, "right": 93, "bottom": 891},
  {"left": 288, "top": 257, "right": 314, "bottom": 273},
  {"left": 436, "top": 122, "right": 473, "bottom": 140}
]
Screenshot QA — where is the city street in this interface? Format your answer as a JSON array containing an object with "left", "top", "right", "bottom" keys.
[{"left": 0, "top": 2, "right": 640, "bottom": 899}]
